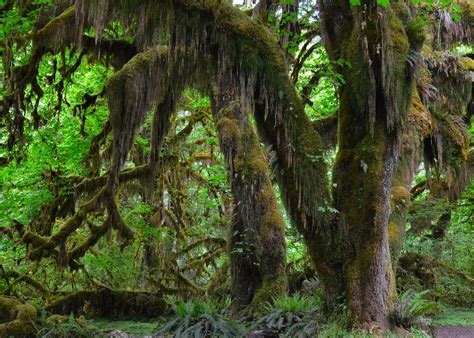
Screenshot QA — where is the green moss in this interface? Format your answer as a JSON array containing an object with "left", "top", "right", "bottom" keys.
[
  {"left": 0, "top": 319, "right": 35, "bottom": 337},
  {"left": 391, "top": 186, "right": 411, "bottom": 208},
  {"left": 0, "top": 296, "right": 22, "bottom": 323},
  {"left": 33, "top": 5, "right": 75, "bottom": 49},
  {"left": 216, "top": 117, "right": 241, "bottom": 146},
  {"left": 47, "top": 314, "right": 69, "bottom": 325},
  {"left": 16, "top": 304, "right": 37, "bottom": 322},
  {"left": 458, "top": 56, "right": 474, "bottom": 71},
  {"left": 248, "top": 275, "right": 288, "bottom": 315},
  {"left": 406, "top": 14, "right": 428, "bottom": 48}
]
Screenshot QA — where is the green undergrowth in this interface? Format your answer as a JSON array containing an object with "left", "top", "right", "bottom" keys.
[
  {"left": 432, "top": 307, "right": 474, "bottom": 327},
  {"left": 42, "top": 305, "right": 474, "bottom": 338},
  {"left": 154, "top": 298, "right": 244, "bottom": 337}
]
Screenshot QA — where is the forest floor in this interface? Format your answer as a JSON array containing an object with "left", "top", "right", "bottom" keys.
[
  {"left": 84, "top": 307, "right": 474, "bottom": 337},
  {"left": 431, "top": 308, "right": 474, "bottom": 338},
  {"left": 434, "top": 326, "right": 474, "bottom": 338}
]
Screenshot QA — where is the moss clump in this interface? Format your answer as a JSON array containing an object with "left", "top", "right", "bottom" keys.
[
  {"left": 16, "top": 304, "right": 37, "bottom": 322},
  {"left": 0, "top": 319, "right": 36, "bottom": 337},
  {"left": 216, "top": 117, "right": 241, "bottom": 146},
  {"left": 0, "top": 297, "right": 37, "bottom": 337},
  {"left": 458, "top": 56, "right": 474, "bottom": 71},
  {"left": 408, "top": 87, "right": 433, "bottom": 137},
  {"left": 406, "top": 14, "right": 428, "bottom": 48},
  {"left": 47, "top": 314, "right": 69, "bottom": 325},
  {"left": 0, "top": 296, "right": 22, "bottom": 323},
  {"left": 391, "top": 186, "right": 411, "bottom": 208}
]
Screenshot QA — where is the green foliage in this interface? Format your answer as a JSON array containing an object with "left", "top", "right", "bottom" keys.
[
  {"left": 391, "top": 290, "right": 436, "bottom": 328},
  {"left": 400, "top": 181, "right": 474, "bottom": 311},
  {"left": 169, "top": 297, "right": 220, "bottom": 318},
  {"left": 295, "top": 45, "right": 340, "bottom": 120},
  {"left": 155, "top": 298, "right": 243, "bottom": 337},
  {"left": 433, "top": 307, "right": 474, "bottom": 327},
  {"left": 0, "top": 0, "right": 52, "bottom": 42},
  {"left": 36, "top": 313, "right": 96, "bottom": 338},
  {"left": 0, "top": 2, "right": 473, "bottom": 336},
  {"left": 254, "top": 293, "right": 322, "bottom": 336},
  {"left": 262, "top": 292, "right": 320, "bottom": 314}
]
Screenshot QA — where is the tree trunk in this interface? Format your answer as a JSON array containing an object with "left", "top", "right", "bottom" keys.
[
  {"left": 388, "top": 89, "right": 427, "bottom": 268},
  {"left": 319, "top": 0, "right": 423, "bottom": 330},
  {"left": 212, "top": 78, "right": 287, "bottom": 312}
]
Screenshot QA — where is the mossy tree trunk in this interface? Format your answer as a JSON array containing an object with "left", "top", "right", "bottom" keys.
[
  {"left": 212, "top": 76, "right": 287, "bottom": 312},
  {"left": 19, "top": 0, "right": 471, "bottom": 331},
  {"left": 388, "top": 89, "right": 427, "bottom": 268},
  {"left": 319, "top": 0, "right": 423, "bottom": 330}
]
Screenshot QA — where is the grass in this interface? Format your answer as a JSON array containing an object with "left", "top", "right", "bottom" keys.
[
  {"left": 87, "top": 319, "right": 159, "bottom": 336},
  {"left": 432, "top": 307, "right": 474, "bottom": 327}
]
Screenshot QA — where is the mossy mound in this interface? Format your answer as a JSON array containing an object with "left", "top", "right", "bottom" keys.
[{"left": 0, "top": 296, "right": 37, "bottom": 337}]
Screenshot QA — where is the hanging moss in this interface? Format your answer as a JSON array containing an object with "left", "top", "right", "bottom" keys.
[
  {"left": 73, "top": 0, "right": 332, "bottom": 244},
  {"left": 421, "top": 50, "right": 472, "bottom": 199},
  {"left": 429, "top": 1, "right": 474, "bottom": 49},
  {"left": 33, "top": 5, "right": 76, "bottom": 51}
]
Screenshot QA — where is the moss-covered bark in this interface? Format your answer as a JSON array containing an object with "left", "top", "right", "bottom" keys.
[
  {"left": 388, "top": 87, "right": 431, "bottom": 268},
  {"left": 319, "top": 0, "right": 424, "bottom": 330},
  {"left": 21, "top": 0, "right": 471, "bottom": 330},
  {"left": 212, "top": 77, "right": 287, "bottom": 312}
]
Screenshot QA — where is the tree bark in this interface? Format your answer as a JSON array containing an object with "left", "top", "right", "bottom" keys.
[
  {"left": 212, "top": 76, "right": 287, "bottom": 312},
  {"left": 319, "top": 0, "right": 423, "bottom": 330}
]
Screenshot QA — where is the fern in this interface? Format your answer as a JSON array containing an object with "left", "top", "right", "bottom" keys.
[
  {"left": 255, "top": 293, "right": 322, "bottom": 337},
  {"left": 155, "top": 298, "right": 244, "bottom": 337},
  {"left": 36, "top": 314, "right": 96, "bottom": 338},
  {"left": 391, "top": 290, "right": 436, "bottom": 328}
]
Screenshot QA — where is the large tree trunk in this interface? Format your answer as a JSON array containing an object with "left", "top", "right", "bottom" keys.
[
  {"left": 212, "top": 77, "right": 287, "bottom": 312},
  {"left": 319, "top": 0, "right": 423, "bottom": 330}
]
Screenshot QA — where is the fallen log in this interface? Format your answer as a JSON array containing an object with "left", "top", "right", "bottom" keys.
[{"left": 45, "top": 289, "right": 167, "bottom": 319}]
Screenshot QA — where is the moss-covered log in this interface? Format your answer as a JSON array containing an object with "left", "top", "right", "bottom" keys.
[{"left": 45, "top": 289, "right": 166, "bottom": 319}]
